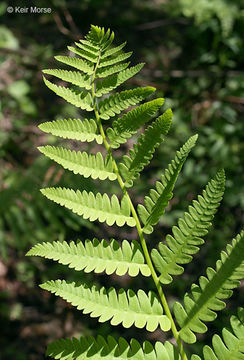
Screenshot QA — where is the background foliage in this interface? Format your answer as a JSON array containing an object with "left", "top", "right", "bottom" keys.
[{"left": 0, "top": 1, "right": 243, "bottom": 359}]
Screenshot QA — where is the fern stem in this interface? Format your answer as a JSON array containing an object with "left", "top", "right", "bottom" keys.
[{"left": 90, "top": 57, "right": 188, "bottom": 360}]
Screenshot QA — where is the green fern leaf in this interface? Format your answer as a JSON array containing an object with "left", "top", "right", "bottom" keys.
[
  {"left": 40, "top": 279, "right": 171, "bottom": 331},
  {"left": 107, "top": 98, "right": 164, "bottom": 149},
  {"left": 203, "top": 307, "right": 244, "bottom": 360},
  {"left": 68, "top": 45, "right": 98, "bottom": 63},
  {"left": 40, "top": 187, "right": 136, "bottom": 227},
  {"left": 27, "top": 238, "right": 151, "bottom": 277},
  {"left": 119, "top": 109, "right": 172, "bottom": 187},
  {"left": 138, "top": 135, "right": 198, "bottom": 234},
  {"left": 174, "top": 230, "right": 244, "bottom": 344},
  {"left": 99, "top": 86, "right": 156, "bottom": 120},
  {"left": 42, "top": 69, "right": 91, "bottom": 90},
  {"left": 152, "top": 169, "right": 225, "bottom": 284},
  {"left": 96, "top": 62, "right": 130, "bottom": 78},
  {"left": 38, "top": 118, "right": 103, "bottom": 144},
  {"left": 54, "top": 55, "right": 93, "bottom": 75},
  {"left": 95, "top": 63, "right": 144, "bottom": 97},
  {"left": 46, "top": 335, "right": 180, "bottom": 360},
  {"left": 38, "top": 146, "right": 116, "bottom": 181},
  {"left": 101, "top": 41, "right": 127, "bottom": 58},
  {"left": 43, "top": 77, "right": 93, "bottom": 110}
]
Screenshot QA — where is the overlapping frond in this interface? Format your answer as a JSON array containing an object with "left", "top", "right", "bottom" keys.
[
  {"left": 27, "top": 238, "right": 151, "bottom": 277},
  {"left": 43, "top": 77, "right": 93, "bottom": 110},
  {"left": 99, "top": 87, "right": 156, "bottom": 120},
  {"left": 40, "top": 187, "right": 136, "bottom": 227},
  {"left": 38, "top": 118, "right": 103, "bottom": 144},
  {"left": 40, "top": 280, "right": 171, "bottom": 332},
  {"left": 38, "top": 146, "right": 116, "bottom": 181},
  {"left": 138, "top": 135, "right": 198, "bottom": 234},
  {"left": 203, "top": 307, "right": 244, "bottom": 360},
  {"left": 152, "top": 169, "right": 225, "bottom": 284},
  {"left": 119, "top": 109, "right": 172, "bottom": 188},
  {"left": 95, "top": 63, "right": 144, "bottom": 97},
  {"left": 42, "top": 69, "right": 91, "bottom": 90},
  {"left": 174, "top": 231, "right": 244, "bottom": 344},
  {"left": 46, "top": 335, "right": 180, "bottom": 360},
  {"left": 107, "top": 98, "right": 164, "bottom": 149},
  {"left": 54, "top": 56, "right": 93, "bottom": 75}
]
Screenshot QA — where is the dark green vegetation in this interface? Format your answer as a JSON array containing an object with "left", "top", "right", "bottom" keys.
[{"left": 0, "top": 1, "right": 243, "bottom": 359}]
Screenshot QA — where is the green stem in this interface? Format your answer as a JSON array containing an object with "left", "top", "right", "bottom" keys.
[{"left": 90, "top": 56, "right": 188, "bottom": 360}]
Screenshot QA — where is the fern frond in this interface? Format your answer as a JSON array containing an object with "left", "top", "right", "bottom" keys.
[
  {"left": 107, "top": 98, "right": 164, "bottom": 149},
  {"left": 38, "top": 118, "right": 103, "bottom": 144},
  {"left": 152, "top": 169, "right": 225, "bottom": 284},
  {"left": 40, "top": 280, "right": 171, "bottom": 331},
  {"left": 40, "top": 187, "right": 136, "bottom": 227},
  {"left": 174, "top": 230, "right": 244, "bottom": 344},
  {"left": 101, "top": 41, "right": 126, "bottom": 58},
  {"left": 42, "top": 69, "right": 91, "bottom": 90},
  {"left": 99, "top": 87, "right": 156, "bottom": 120},
  {"left": 38, "top": 146, "right": 116, "bottom": 181},
  {"left": 43, "top": 77, "right": 93, "bottom": 110},
  {"left": 138, "top": 135, "right": 198, "bottom": 234},
  {"left": 68, "top": 45, "right": 98, "bottom": 63},
  {"left": 203, "top": 307, "right": 244, "bottom": 360},
  {"left": 99, "top": 52, "right": 132, "bottom": 68},
  {"left": 55, "top": 55, "right": 94, "bottom": 75},
  {"left": 95, "top": 63, "right": 144, "bottom": 97},
  {"left": 119, "top": 109, "right": 172, "bottom": 187},
  {"left": 27, "top": 238, "right": 151, "bottom": 277},
  {"left": 46, "top": 335, "right": 179, "bottom": 360}
]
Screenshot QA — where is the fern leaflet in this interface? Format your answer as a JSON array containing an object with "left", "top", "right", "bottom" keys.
[
  {"left": 42, "top": 69, "right": 91, "bottom": 90},
  {"left": 138, "top": 135, "right": 198, "bottom": 234},
  {"left": 99, "top": 51, "right": 132, "bottom": 68},
  {"left": 40, "top": 280, "right": 171, "bottom": 331},
  {"left": 107, "top": 98, "right": 164, "bottom": 149},
  {"left": 119, "top": 109, "right": 172, "bottom": 187},
  {"left": 95, "top": 64, "right": 144, "bottom": 97},
  {"left": 38, "top": 118, "right": 103, "bottom": 144},
  {"left": 101, "top": 41, "right": 126, "bottom": 58},
  {"left": 174, "top": 230, "right": 244, "bottom": 343},
  {"left": 99, "top": 86, "right": 156, "bottom": 120},
  {"left": 96, "top": 62, "right": 130, "bottom": 78},
  {"left": 152, "top": 169, "right": 225, "bottom": 284},
  {"left": 38, "top": 146, "right": 116, "bottom": 181},
  {"left": 46, "top": 335, "right": 180, "bottom": 360},
  {"left": 54, "top": 55, "right": 93, "bottom": 75},
  {"left": 40, "top": 187, "right": 136, "bottom": 227},
  {"left": 43, "top": 77, "right": 93, "bottom": 110},
  {"left": 68, "top": 45, "right": 98, "bottom": 63},
  {"left": 203, "top": 307, "right": 244, "bottom": 360},
  {"left": 27, "top": 238, "right": 151, "bottom": 277}
]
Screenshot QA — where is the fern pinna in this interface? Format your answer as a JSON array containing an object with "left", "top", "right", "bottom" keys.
[{"left": 27, "top": 26, "right": 244, "bottom": 359}]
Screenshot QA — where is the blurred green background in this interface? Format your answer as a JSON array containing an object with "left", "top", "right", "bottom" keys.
[{"left": 0, "top": 0, "right": 243, "bottom": 359}]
